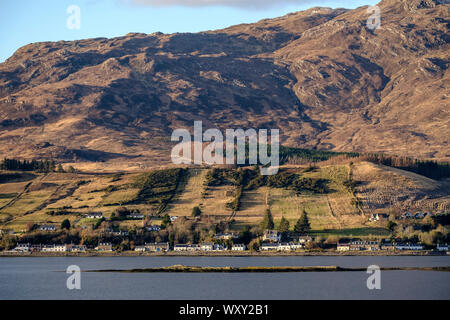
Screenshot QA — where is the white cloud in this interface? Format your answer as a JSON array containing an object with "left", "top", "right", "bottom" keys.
[{"left": 126, "top": 0, "right": 324, "bottom": 9}]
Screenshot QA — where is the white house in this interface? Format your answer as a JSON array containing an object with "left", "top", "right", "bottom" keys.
[
  {"left": 260, "top": 243, "right": 279, "bottom": 251},
  {"left": 437, "top": 244, "right": 449, "bottom": 252},
  {"left": 170, "top": 216, "right": 179, "bottom": 222},
  {"left": 174, "top": 244, "right": 189, "bottom": 251},
  {"left": 135, "top": 246, "right": 147, "bottom": 252},
  {"left": 87, "top": 213, "right": 103, "bottom": 219},
  {"left": 201, "top": 243, "right": 214, "bottom": 251},
  {"left": 213, "top": 244, "right": 227, "bottom": 251},
  {"left": 96, "top": 243, "right": 113, "bottom": 251},
  {"left": 146, "top": 225, "right": 161, "bottom": 232},
  {"left": 187, "top": 244, "right": 201, "bottom": 251},
  {"left": 369, "top": 213, "right": 389, "bottom": 222},
  {"left": 232, "top": 244, "right": 246, "bottom": 251},
  {"left": 14, "top": 243, "right": 31, "bottom": 252},
  {"left": 262, "top": 230, "right": 281, "bottom": 242},
  {"left": 42, "top": 244, "right": 67, "bottom": 252},
  {"left": 39, "top": 225, "right": 57, "bottom": 232},
  {"left": 67, "top": 244, "right": 87, "bottom": 252},
  {"left": 278, "top": 243, "right": 293, "bottom": 251},
  {"left": 337, "top": 240, "right": 351, "bottom": 251},
  {"left": 395, "top": 243, "right": 424, "bottom": 250},
  {"left": 289, "top": 242, "right": 304, "bottom": 251}
]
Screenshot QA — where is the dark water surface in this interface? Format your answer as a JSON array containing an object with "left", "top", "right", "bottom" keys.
[{"left": 0, "top": 256, "right": 449, "bottom": 300}]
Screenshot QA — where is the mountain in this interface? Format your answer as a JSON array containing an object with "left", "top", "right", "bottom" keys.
[{"left": 0, "top": 0, "right": 448, "bottom": 169}]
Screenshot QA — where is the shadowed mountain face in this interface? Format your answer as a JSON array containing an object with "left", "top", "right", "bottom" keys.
[{"left": 0, "top": 0, "right": 448, "bottom": 165}]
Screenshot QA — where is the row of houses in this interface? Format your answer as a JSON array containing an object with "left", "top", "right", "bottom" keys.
[
  {"left": 336, "top": 239, "right": 449, "bottom": 251},
  {"left": 369, "top": 211, "right": 439, "bottom": 222},
  {"left": 260, "top": 242, "right": 305, "bottom": 251},
  {"left": 134, "top": 243, "right": 247, "bottom": 252},
  {"left": 399, "top": 212, "right": 435, "bottom": 220},
  {"left": 13, "top": 243, "right": 88, "bottom": 253}
]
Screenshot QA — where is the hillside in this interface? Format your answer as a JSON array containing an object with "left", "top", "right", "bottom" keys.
[
  {"left": 0, "top": 0, "right": 448, "bottom": 170},
  {"left": 0, "top": 162, "right": 448, "bottom": 236}
]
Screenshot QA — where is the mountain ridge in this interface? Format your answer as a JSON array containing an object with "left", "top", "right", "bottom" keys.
[{"left": 0, "top": 0, "right": 448, "bottom": 168}]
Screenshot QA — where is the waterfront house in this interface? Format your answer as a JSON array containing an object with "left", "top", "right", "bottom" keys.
[
  {"left": 260, "top": 243, "right": 279, "bottom": 251},
  {"left": 30, "top": 244, "right": 42, "bottom": 252},
  {"left": 174, "top": 244, "right": 189, "bottom": 251},
  {"left": 232, "top": 244, "right": 246, "bottom": 251},
  {"left": 14, "top": 243, "right": 31, "bottom": 252},
  {"left": 145, "top": 242, "right": 169, "bottom": 252},
  {"left": 337, "top": 239, "right": 380, "bottom": 251},
  {"left": 263, "top": 230, "right": 281, "bottom": 242},
  {"left": 289, "top": 242, "right": 305, "bottom": 251},
  {"left": 134, "top": 246, "right": 147, "bottom": 252},
  {"left": 213, "top": 244, "right": 227, "bottom": 251},
  {"left": 201, "top": 243, "right": 214, "bottom": 251},
  {"left": 96, "top": 243, "right": 113, "bottom": 251},
  {"left": 42, "top": 244, "right": 68, "bottom": 252},
  {"left": 380, "top": 240, "right": 396, "bottom": 251},
  {"left": 337, "top": 240, "right": 351, "bottom": 251},
  {"left": 188, "top": 244, "right": 201, "bottom": 251},
  {"left": 395, "top": 243, "right": 424, "bottom": 250},
  {"left": 66, "top": 244, "right": 87, "bottom": 252},
  {"left": 278, "top": 243, "right": 293, "bottom": 251}
]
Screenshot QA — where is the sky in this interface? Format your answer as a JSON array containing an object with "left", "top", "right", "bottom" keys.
[{"left": 0, "top": 0, "right": 378, "bottom": 62}]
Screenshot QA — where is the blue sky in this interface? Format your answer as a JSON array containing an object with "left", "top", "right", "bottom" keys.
[{"left": 0, "top": 0, "right": 378, "bottom": 62}]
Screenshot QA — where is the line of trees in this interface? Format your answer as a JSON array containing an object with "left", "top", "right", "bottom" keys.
[
  {"left": 0, "top": 158, "right": 75, "bottom": 173},
  {"left": 0, "top": 158, "right": 56, "bottom": 172},
  {"left": 360, "top": 154, "right": 450, "bottom": 180}
]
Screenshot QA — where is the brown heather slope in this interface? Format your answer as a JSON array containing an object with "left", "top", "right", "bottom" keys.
[{"left": 0, "top": 0, "right": 448, "bottom": 169}]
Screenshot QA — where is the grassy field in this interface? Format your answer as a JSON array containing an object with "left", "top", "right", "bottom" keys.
[{"left": 0, "top": 162, "right": 448, "bottom": 234}]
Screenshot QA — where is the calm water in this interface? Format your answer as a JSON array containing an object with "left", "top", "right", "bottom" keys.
[{"left": 0, "top": 256, "right": 449, "bottom": 300}]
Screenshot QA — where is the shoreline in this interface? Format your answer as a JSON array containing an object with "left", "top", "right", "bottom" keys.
[
  {"left": 85, "top": 265, "right": 450, "bottom": 273},
  {"left": 1, "top": 250, "right": 448, "bottom": 258}
]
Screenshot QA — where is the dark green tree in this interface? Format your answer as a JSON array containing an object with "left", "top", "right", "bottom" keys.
[
  {"left": 239, "top": 226, "right": 253, "bottom": 245},
  {"left": 261, "top": 209, "right": 274, "bottom": 230},
  {"left": 191, "top": 206, "right": 202, "bottom": 217},
  {"left": 279, "top": 216, "right": 290, "bottom": 233},
  {"left": 61, "top": 219, "right": 71, "bottom": 230},
  {"left": 161, "top": 214, "right": 172, "bottom": 229},
  {"left": 294, "top": 209, "right": 311, "bottom": 234}
]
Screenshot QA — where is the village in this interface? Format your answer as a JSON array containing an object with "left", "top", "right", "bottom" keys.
[{"left": 5, "top": 228, "right": 449, "bottom": 254}]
